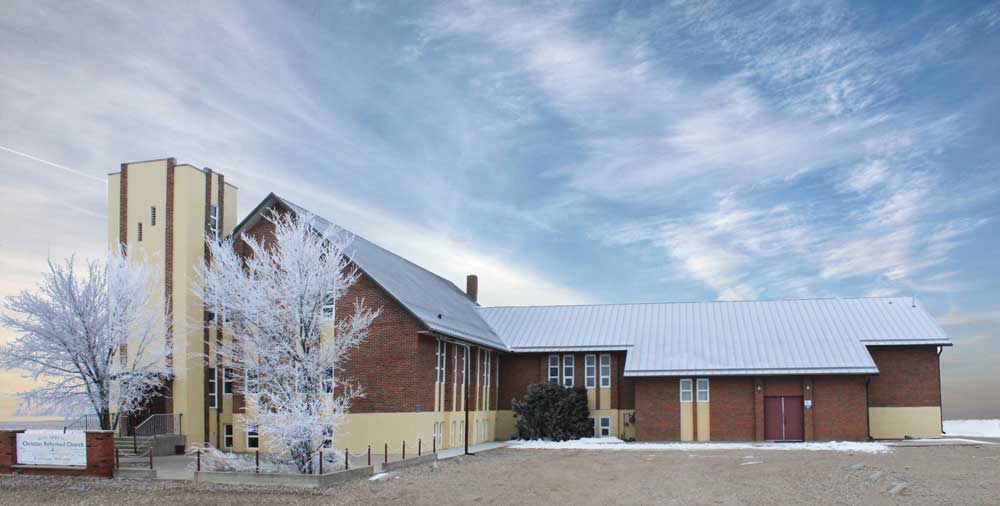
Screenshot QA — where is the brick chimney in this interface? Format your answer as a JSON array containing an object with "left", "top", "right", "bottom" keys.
[{"left": 466, "top": 274, "right": 478, "bottom": 303}]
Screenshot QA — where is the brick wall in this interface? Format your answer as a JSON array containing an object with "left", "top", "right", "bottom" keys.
[
  {"left": 709, "top": 377, "right": 755, "bottom": 441},
  {"left": 867, "top": 345, "right": 941, "bottom": 407},
  {"left": 634, "top": 377, "right": 680, "bottom": 441},
  {"left": 813, "top": 375, "right": 869, "bottom": 440},
  {"left": 498, "top": 354, "right": 541, "bottom": 410},
  {"left": 0, "top": 431, "right": 114, "bottom": 477}
]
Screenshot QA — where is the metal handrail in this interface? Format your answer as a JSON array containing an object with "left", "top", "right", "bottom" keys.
[
  {"left": 134, "top": 413, "right": 182, "bottom": 438},
  {"left": 63, "top": 413, "right": 101, "bottom": 432}
]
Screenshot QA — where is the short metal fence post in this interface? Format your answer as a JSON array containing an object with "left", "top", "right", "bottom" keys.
[
  {"left": 402, "top": 440, "right": 406, "bottom": 460},
  {"left": 433, "top": 436, "right": 436, "bottom": 454},
  {"left": 418, "top": 438, "right": 421, "bottom": 457},
  {"left": 367, "top": 445, "right": 371, "bottom": 467},
  {"left": 133, "top": 432, "right": 137, "bottom": 454},
  {"left": 344, "top": 448, "right": 349, "bottom": 470},
  {"left": 196, "top": 449, "right": 201, "bottom": 472},
  {"left": 319, "top": 450, "right": 323, "bottom": 475},
  {"left": 115, "top": 448, "right": 120, "bottom": 469},
  {"left": 255, "top": 450, "right": 260, "bottom": 473},
  {"left": 384, "top": 443, "right": 388, "bottom": 464},
  {"left": 149, "top": 449, "right": 153, "bottom": 470}
]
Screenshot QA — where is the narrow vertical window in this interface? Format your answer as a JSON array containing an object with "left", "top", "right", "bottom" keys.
[
  {"left": 244, "top": 369, "right": 259, "bottom": 394},
  {"left": 322, "top": 291, "right": 336, "bottom": 319},
  {"left": 223, "top": 368, "right": 233, "bottom": 394},
  {"left": 548, "top": 355, "right": 559, "bottom": 384},
  {"left": 223, "top": 424, "right": 233, "bottom": 448},
  {"left": 680, "top": 378, "right": 693, "bottom": 402},
  {"left": 585, "top": 354, "right": 596, "bottom": 388},
  {"left": 599, "top": 416, "right": 611, "bottom": 437},
  {"left": 208, "top": 204, "right": 219, "bottom": 238},
  {"left": 599, "top": 354, "right": 611, "bottom": 388},
  {"left": 207, "top": 367, "right": 217, "bottom": 408},
  {"left": 562, "top": 354, "right": 575, "bottom": 387},
  {"left": 150, "top": 206, "right": 156, "bottom": 226},
  {"left": 696, "top": 378, "right": 710, "bottom": 403},
  {"left": 322, "top": 426, "right": 333, "bottom": 448},
  {"left": 137, "top": 222, "right": 143, "bottom": 242},
  {"left": 246, "top": 425, "right": 259, "bottom": 448},
  {"left": 322, "top": 368, "right": 334, "bottom": 393}
]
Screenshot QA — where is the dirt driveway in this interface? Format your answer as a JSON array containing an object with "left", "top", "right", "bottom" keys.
[{"left": 1, "top": 444, "right": 998, "bottom": 505}]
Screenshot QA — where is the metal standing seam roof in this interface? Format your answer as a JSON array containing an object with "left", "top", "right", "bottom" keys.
[
  {"left": 478, "top": 297, "right": 951, "bottom": 377},
  {"left": 273, "top": 196, "right": 507, "bottom": 350}
]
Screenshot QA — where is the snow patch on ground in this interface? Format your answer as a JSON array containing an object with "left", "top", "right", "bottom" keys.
[
  {"left": 510, "top": 439, "right": 891, "bottom": 454},
  {"left": 943, "top": 419, "right": 1000, "bottom": 437}
]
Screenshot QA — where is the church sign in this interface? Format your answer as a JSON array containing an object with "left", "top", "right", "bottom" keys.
[{"left": 16, "top": 430, "right": 87, "bottom": 466}]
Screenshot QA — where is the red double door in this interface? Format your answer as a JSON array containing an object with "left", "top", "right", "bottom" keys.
[{"left": 764, "top": 396, "right": 804, "bottom": 441}]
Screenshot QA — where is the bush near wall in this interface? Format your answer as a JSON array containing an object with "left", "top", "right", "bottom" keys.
[{"left": 512, "top": 384, "right": 592, "bottom": 441}]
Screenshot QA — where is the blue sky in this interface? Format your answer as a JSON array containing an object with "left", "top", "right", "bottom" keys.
[{"left": 0, "top": 0, "right": 998, "bottom": 417}]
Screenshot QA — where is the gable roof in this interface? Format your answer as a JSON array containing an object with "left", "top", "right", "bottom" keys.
[
  {"left": 233, "top": 193, "right": 506, "bottom": 350},
  {"left": 478, "top": 297, "right": 950, "bottom": 377}
]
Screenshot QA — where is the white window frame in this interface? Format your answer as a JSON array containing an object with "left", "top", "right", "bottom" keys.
[
  {"left": 322, "top": 367, "right": 334, "bottom": 394},
  {"left": 680, "top": 378, "right": 693, "bottom": 402},
  {"left": 548, "top": 355, "right": 559, "bottom": 384},
  {"left": 436, "top": 340, "right": 446, "bottom": 384},
  {"left": 208, "top": 204, "right": 219, "bottom": 238},
  {"left": 223, "top": 367, "right": 233, "bottom": 395},
  {"left": 246, "top": 425, "right": 259, "bottom": 449},
  {"left": 696, "top": 378, "right": 710, "bottom": 403},
  {"left": 322, "top": 291, "right": 335, "bottom": 319},
  {"left": 223, "top": 424, "right": 233, "bottom": 448},
  {"left": 562, "top": 354, "right": 575, "bottom": 387},
  {"left": 207, "top": 367, "right": 218, "bottom": 408},
  {"left": 599, "top": 416, "right": 611, "bottom": 437},
  {"left": 599, "top": 354, "right": 611, "bottom": 388},
  {"left": 584, "top": 354, "right": 596, "bottom": 389},
  {"left": 244, "top": 368, "right": 259, "bottom": 395}
]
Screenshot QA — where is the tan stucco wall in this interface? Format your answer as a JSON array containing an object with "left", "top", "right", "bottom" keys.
[
  {"left": 680, "top": 402, "right": 693, "bottom": 441},
  {"left": 696, "top": 402, "right": 710, "bottom": 441},
  {"left": 869, "top": 407, "right": 941, "bottom": 439}
]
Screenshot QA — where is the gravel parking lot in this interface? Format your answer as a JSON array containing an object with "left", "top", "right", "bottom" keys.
[{"left": 1, "top": 443, "right": 998, "bottom": 505}]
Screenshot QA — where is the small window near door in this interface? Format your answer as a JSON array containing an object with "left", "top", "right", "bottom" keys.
[
  {"left": 680, "top": 378, "right": 693, "bottom": 402},
  {"left": 599, "top": 416, "right": 611, "bottom": 437},
  {"left": 223, "top": 424, "right": 233, "bottom": 448},
  {"left": 696, "top": 378, "right": 710, "bottom": 402},
  {"left": 246, "top": 425, "right": 259, "bottom": 449}
]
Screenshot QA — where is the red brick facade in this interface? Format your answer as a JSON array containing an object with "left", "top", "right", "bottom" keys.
[
  {"left": 634, "top": 377, "right": 680, "bottom": 440},
  {"left": 708, "top": 377, "right": 755, "bottom": 440},
  {"left": 867, "top": 345, "right": 941, "bottom": 407},
  {"left": 812, "top": 375, "right": 869, "bottom": 440},
  {"left": 0, "top": 431, "right": 114, "bottom": 477}
]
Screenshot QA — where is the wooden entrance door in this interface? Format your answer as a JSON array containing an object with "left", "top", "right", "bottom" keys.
[{"left": 764, "top": 396, "right": 804, "bottom": 441}]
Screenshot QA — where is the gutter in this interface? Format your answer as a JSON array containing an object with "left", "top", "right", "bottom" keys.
[{"left": 865, "top": 375, "right": 873, "bottom": 441}]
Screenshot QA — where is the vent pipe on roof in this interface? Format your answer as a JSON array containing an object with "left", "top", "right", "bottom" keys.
[{"left": 466, "top": 274, "right": 478, "bottom": 303}]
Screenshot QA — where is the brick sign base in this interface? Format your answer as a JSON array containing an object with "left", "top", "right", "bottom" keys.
[{"left": 0, "top": 430, "right": 114, "bottom": 478}]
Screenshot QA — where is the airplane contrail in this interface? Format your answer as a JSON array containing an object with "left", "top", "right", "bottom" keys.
[{"left": 0, "top": 145, "right": 104, "bottom": 183}]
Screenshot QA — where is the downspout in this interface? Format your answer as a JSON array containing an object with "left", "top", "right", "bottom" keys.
[
  {"left": 938, "top": 346, "right": 945, "bottom": 436},
  {"left": 865, "top": 375, "right": 873, "bottom": 441}
]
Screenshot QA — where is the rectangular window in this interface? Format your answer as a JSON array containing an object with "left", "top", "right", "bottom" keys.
[
  {"left": 548, "top": 355, "right": 559, "bottom": 384},
  {"left": 599, "top": 416, "right": 611, "bottom": 437},
  {"left": 223, "top": 368, "right": 233, "bottom": 394},
  {"left": 137, "top": 222, "right": 143, "bottom": 242},
  {"left": 246, "top": 425, "right": 259, "bottom": 449},
  {"left": 207, "top": 367, "right": 217, "bottom": 408},
  {"left": 680, "top": 378, "right": 693, "bottom": 402},
  {"left": 436, "top": 340, "right": 446, "bottom": 384},
  {"left": 585, "top": 354, "right": 596, "bottom": 388},
  {"left": 322, "top": 291, "right": 335, "bottom": 318},
  {"left": 599, "top": 354, "right": 611, "bottom": 388},
  {"left": 696, "top": 378, "right": 710, "bottom": 403},
  {"left": 244, "top": 369, "right": 259, "bottom": 395},
  {"left": 208, "top": 205, "right": 219, "bottom": 238},
  {"left": 150, "top": 206, "right": 157, "bottom": 226},
  {"left": 562, "top": 354, "right": 575, "bottom": 387},
  {"left": 322, "top": 368, "right": 334, "bottom": 394},
  {"left": 223, "top": 424, "right": 233, "bottom": 448},
  {"left": 322, "top": 426, "right": 333, "bottom": 449}
]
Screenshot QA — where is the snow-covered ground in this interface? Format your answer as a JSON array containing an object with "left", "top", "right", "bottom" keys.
[
  {"left": 510, "top": 437, "right": 891, "bottom": 454},
  {"left": 943, "top": 419, "right": 1000, "bottom": 437}
]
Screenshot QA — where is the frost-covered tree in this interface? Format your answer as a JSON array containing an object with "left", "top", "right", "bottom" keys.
[
  {"left": 199, "top": 210, "right": 380, "bottom": 474},
  {"left": 0, "top": 249, "right": 171, "bottom": 431}
]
